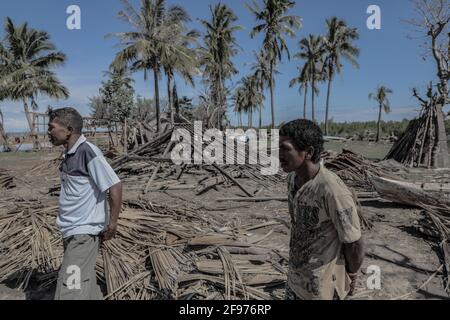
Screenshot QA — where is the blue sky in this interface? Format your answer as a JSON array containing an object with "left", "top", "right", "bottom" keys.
[{"left": 0, "top": 0, "right": 443, "bottom": 132}]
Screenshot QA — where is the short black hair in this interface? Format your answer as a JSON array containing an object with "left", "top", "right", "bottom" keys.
[
  {"left": 48, "top": 107, "right": 83, "bottom": 134},
  {"left": 280, "top": 119, "right": 324, "bottom": 163}
]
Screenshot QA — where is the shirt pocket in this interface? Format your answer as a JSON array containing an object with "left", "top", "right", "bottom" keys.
[{"left": 62, "top": 174, "right": 90, "bottom": 199}]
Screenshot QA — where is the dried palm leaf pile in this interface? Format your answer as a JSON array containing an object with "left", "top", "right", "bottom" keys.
[
  {"left": 25, "top": 156, "right": 62, "bottom": 178},
  {"left": 0, "top": 198, "right": 62, "bottom": 289},
  {"left": 97, "top": 198, "right": 286, "bottom": 300},
  {"left": 0, "top": 168, "right": 15, "bottom": 189},
  {"left": 324, "top": 149, "right": 398, "bottom": 192},
  {"left": 0, "top": 196, "right": 287, "bottom": 300}
]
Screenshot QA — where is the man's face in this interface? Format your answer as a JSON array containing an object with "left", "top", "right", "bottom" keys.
[
  {"left": 279, "top": 136, "right": 306, "bottom": 173},
  {"left": 47, "top": 120, "right": 70, "bottom": 146}
]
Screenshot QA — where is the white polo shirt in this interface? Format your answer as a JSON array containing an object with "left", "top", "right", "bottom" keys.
[{"left": 57, "top": 135, "right": 121, "bottom": 238}]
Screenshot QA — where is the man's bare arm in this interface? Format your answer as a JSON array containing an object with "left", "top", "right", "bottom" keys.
[
  {"left": 343, "top": 237, "right": 365, "bottom": 295},
  {"left": 343, "top": 237, "right": 365, "bottom": 274},
  {"left": 102, "top": 182, "right": 122, "bottom": 242}
]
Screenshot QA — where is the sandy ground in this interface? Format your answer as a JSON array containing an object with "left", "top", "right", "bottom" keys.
[{"left": 0, "top": 139, "right": 449, "bottom": 300}]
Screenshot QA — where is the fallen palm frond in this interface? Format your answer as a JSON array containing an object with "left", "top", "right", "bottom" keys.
[
  {"left": 26, "top": 156, "right": 63, "bottom": 178},
  {"left": 0, "top": 199, "right": 62, "bottom": 289},
  {"left": 325, "top": 149, "right": 396, "bottom": 192},
  {"left": 90, "top": 199, "right": 285, "bottom": 300},
  {"left": 149, "top": 248, "right": 183, "bottom": 298},
  {"left": 98, "top": 238, "right": 145, "bottom": 300},
  {"left": 0, "top": 168, "right": 15, "bottom": 189},
  {"left": 0, "top": 197, "right": 286, "bottom": 299}
]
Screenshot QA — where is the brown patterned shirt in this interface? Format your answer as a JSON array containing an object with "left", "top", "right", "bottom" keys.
[{"left": 287, "top": 162, "right": 362, "bottom": 300}]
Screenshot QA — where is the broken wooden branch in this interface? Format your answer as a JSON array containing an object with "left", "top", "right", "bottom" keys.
[
  {"left": 212, "top": 164, "right": 253, "bottom": 197},
  {"left": 216, "top": 197, "right": 287, "bottom": 202}
]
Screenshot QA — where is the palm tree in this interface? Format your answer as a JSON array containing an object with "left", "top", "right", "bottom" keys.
[
  {"left": 110, "top": 0, "right": 190, "bottom": 132},
  {"left": 163, "top": 33, "right": 199, "bottom": 125},
  {"left": 233, "top": 97, "right": 243, "bottom": 127},
  {"left": 200, "top": 4, "right": 242, "bottom": 129},
  {"left": 246, "top": 74, "right": 264, "bottom": 129},
  {"left": 247, "top": 0, "right": 301, "bottom": 128},
  {"left": 233, "top": 86, "right": 245, "bottom": 126},
  {"left": 322, "top": 17, "right": 360, "bottom": 135},
  {"left": 250, "top": 51, "right": 272, "bottom": 128},
  {"left": 234, "top": 75, "right": 264, "bottom": 129},
  {"left": 289, "top": 65, "right": 309, "bottom": 119},
  {"left": 0, "top": 17, "right": 69, "bottom": 139},
  {"left": 295, "top": 34, "right": 324, "bottom": 122},
  {"left": 159, "top": 10, "right": 199, "bottom": 125},
  {"left": 0, "top": 108, "right": 11, "bottom": 152},
  {"left": 369, "top": 85, "right": 393, "bottom": 142}
]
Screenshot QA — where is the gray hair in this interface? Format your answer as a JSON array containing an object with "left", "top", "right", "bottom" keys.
[{"left": 48, "top": 107, "right": 83, "bottom": 134}]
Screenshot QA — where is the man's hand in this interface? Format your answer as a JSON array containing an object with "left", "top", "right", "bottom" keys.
[
  {"left": 347, "top": 272, "right": 358, "bottom": 296},
  {"left": 104, "top": 182, "right": 122, "bottom": 243},
  {"left": 343, "top": 237, "right": 365, "bottom": 296},
  {"left": 101, "top": 222, "right": 117, "bottom": 242}
]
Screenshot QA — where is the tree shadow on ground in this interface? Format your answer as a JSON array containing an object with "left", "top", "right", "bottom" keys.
[
  {"left": 366, "top": 244, "right": 442, "bottom": 275},
  {"left": 360, "top": 199, "right": 415, "bottom": 210}
]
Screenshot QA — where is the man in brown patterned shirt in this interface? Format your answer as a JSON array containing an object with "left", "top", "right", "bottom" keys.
[{"left": 279, "top": 119, "right": 365, "bottom": 300}]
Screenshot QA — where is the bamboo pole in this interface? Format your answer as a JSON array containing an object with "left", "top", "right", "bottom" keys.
[{"left": 143, "top": 140, "right": 174, "bottom": 194}]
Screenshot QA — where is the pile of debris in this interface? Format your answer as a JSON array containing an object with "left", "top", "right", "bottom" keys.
[
  {"left": 385, "top": 85, "right": 449, "bottom": 168},
  {"left": 100, "top": 198, "right": 286, "bottom": 300},
  {"left": 3, "top": 119, "right": 450, "bottom": 298},
  {"left": 0, "top": 168, "right": 15, "bottom": 189},
  {"left": 25, "top": 156, "right": 62, "bottom": 179},
  {"left": 0, "top": 196, "right": 287, "bottom": 300},
  {"left": 324, "top": 149, "right": 397, "bottom": 192},
  {"left": 0, "top": 198, "right": 62, "bottom": 288},
  {"left": 112, "top": 124, "right": 284, "bottom": 198}
]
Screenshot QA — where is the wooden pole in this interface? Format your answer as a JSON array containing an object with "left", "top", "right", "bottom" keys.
[
  {"left": 123, "top": 118, "right": 128, "bottom": 155},
  {"left": 216, "top": 196, "right": 286, "bottom": 202},
  {"left": 212, "top": 163, "right": 253, "bottom": 197},
  {"left": 143, "top": 140, "right": 174, "bottom": 194}
]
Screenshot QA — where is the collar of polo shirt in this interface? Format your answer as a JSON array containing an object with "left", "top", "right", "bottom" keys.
[{"left": 66, "top": 134, "right": 87, "bottom": 155}]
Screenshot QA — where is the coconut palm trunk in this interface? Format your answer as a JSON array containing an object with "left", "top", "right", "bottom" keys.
[
  {"left": 376, "top": 102, "right": 382, "bottom": 142},
  {"left": 269, "top": 61, "right": 275, "bottom": 129},
  {"left": 325, "top": 68, "right": 333, "bottom": 135},
  {"left": 0, "top": 110, "right": 11, "bottom": 152},
  {"left": 303, "top": 85, "right": 308, "bottom": 119},
  {"left": 259, "top": 105, "right": 262, "bottom": 129},
  {"left": 218, "top": 72, "right": 225, "bottom": 130},
  {"left": 153, "top": 68, "right": 161, "bottom": 133},
  {"left": 167, "top": 73, "right": 174, "bottom": 125},
  {"left": 173, "top": 82, "right": 180, "bottom": 117},
  {"left": 311, "top": 69, "right": 316, "bottom": 122},
  {"left": 123, "top": 118, "right": 128, "bottom": 155}
]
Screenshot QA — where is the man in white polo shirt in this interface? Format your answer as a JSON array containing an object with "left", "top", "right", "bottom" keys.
[{"left": 47, "top": 107, "right": 122, "bottom": 300}]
